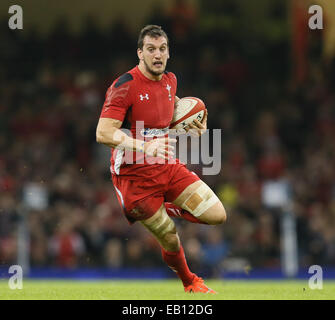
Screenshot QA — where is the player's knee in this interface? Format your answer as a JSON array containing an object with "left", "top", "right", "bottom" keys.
[
  {"left": 182, "top": 183, "right": 226, "bottom": 222},
  {"left": 199, "top": 202, "right": 227, "bottom": 225},
  {"left": 144, "top": 210, "right": 180, "bottom": 251},
  {"left": 213, "top": 205, "right": 227, "bottom": 225}
]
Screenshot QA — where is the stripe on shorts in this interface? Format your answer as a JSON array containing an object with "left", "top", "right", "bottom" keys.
[{"left": 114, "top": 186, "right": 125, "bottom": 210}]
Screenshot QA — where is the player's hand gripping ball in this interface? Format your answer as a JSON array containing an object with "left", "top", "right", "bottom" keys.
[{"left": 170, "top": 97, "right": 207, "bottom": 136}]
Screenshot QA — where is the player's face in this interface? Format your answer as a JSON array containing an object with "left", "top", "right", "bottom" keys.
[{"left": 138, "top": 36, "right": 169, "bottom": 76}]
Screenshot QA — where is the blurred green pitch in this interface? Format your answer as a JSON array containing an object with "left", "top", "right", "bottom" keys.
[{"left": 1, "top": 279, "right": 335, "bottom": 300}]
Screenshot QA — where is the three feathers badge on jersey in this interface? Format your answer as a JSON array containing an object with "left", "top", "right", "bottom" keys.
[{"left": 166, "top": 84, "right": 172, "bottom": 101}]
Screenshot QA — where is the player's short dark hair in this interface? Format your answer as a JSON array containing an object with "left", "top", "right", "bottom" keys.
[{"left": 137, "top": 25, "right": 169, "bottom": 50}]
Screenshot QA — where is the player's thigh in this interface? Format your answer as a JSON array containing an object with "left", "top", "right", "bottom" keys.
[
  {"left": 140, "top": 203, "right": 180, "bottom": 251},
  {"left": 112, "top": 174, "right": 166, "bottom": 223},
  {"left": 173, "top": 180, "right": 226, "bottom": 225}
]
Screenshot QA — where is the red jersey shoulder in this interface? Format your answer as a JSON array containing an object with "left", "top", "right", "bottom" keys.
[
  {"left": 106, "top": 72, "right": 134, "bottom": 102},
  {"left": 164, "top": 71, "right": 177, "bottom": 86},
  {"left": 113, "top": 72, "right": 134, "bottom": 89},
  {"left": 100, "top": 72, "right": 134, "bottom": 120}
]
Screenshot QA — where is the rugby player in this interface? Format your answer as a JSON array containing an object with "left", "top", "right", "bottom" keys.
[{"left": 96, "top": 25, "right": 227, "bottom": 293}]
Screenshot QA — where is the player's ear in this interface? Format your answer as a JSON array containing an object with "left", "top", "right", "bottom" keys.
[{"left": 137, "top": 48, "right": 143, "bottom": 61}]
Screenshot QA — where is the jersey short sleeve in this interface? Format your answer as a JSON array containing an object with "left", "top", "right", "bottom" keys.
[{"left": 100, "top": 73, "right": 133, "bottom": 121}]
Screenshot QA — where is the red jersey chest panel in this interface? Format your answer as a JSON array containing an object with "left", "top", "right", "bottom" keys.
[
  {"left": 100, "top": 66, "right": 177, "bottom": 136},
  {"left": 100, "top": 67, "right": 178, "bottom": 174},
  {"left": 130, "top": 67, "right": 176, "bottom": 130}
]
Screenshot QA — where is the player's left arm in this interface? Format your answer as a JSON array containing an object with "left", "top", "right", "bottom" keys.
[
  {"left": 188, "top": 108, "right": 208, "bottom": 136},
  {"left": 175, "top": 95, "right": 208, "bottom": 137}
]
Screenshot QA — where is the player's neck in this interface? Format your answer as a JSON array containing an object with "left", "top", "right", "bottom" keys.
[{"left": 138, "top": 63, "right": 163, "bottom": 81}]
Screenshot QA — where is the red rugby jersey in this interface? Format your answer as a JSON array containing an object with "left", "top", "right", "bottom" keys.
[{"left": 100, "top": 66, "right": 177, "bottom": 176}]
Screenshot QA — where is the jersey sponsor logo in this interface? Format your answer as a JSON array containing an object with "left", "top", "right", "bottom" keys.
[
  {"left": 166, "top": 84, "right": 172, "bottom": 101},
  {"left": 139, "top": 93, "right": 149, "bottom": 101},
  {"left": 140, "top": 127, "right": 169, "bottom": 137}
]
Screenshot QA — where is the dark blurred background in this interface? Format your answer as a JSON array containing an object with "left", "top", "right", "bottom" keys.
[{"left": 0, "top": 0, "right": 335, "bottom": 278}]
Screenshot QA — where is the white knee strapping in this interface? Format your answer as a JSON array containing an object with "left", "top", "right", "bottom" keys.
[
  {"left": 182, "top": 183, "right": 220, "bottom": 217},
  {"left": 145, "top": 209, "right": 175, "bottom": 237}
]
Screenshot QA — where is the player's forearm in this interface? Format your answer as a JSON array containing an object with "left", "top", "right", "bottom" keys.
[{"left": 96, "top": 127, "right": 144, "bottom": 152}]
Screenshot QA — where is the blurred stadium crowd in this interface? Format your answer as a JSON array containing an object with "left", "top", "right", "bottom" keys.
[{"left": 0, "top": 0, "right": 335, "bottom": 277}]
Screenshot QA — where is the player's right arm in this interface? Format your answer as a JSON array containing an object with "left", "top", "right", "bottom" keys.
[
  {"left": 96, "top": 79, "right": 175, "bottom": 159},
  {"left": 96, "top": 117, "right": 133, "bottom": 149},
  {"left": 96, "top": 118, "right": 175, "bottom": 160}
]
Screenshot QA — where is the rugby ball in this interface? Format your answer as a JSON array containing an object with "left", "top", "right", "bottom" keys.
[{"left": 170, "top": 97, "right": 206, "bottom": 130}]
